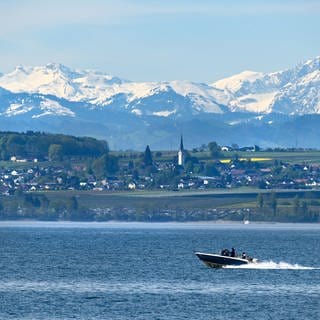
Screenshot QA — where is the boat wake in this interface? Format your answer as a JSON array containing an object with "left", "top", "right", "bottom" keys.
[{"left": 225, "top": 261, "right": 319, "bottom": 270}]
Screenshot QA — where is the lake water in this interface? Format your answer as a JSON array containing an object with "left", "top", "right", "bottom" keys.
[{"left": 0, "top": 221, "right": 319, "bottom": 319}]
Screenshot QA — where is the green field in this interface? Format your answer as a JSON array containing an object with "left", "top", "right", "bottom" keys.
[
  {"left": 1, "top": 187, "right": 320, "bottom": 222},
  {"left": 32, "top": 188, "right": 320, "bottom": 212},
  {"left": 227, "top": 151, "right": 320, "bottom": 164}
]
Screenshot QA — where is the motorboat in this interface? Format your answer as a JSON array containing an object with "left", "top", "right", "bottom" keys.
[{"left": 195, "top": 251, "right": 257, "bottom": 268}]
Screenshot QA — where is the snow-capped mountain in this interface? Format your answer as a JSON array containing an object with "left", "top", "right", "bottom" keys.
[
  {"left": 213, "top": 56, "right": 320, "bottom": 114},
  {"left": 0, "top": 57, "right": 320, "bottom": 149},
  {"left": 0, "top": 63, "right": 126, "bottom": 105},
  {"left": 1, "top": 57, "right": 320, "bottom": 118},
  {"left": 0, "top": 63, "right": 228, "bottom": 117}
]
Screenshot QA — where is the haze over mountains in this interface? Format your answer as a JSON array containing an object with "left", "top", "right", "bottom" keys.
[{"left": 0, "top": 56, "right": 320, "bottom": 150}]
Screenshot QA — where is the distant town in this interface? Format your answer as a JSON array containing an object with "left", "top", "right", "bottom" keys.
[
  {"left": 1, "top": 131, "right": 320, "bottom": 222},
  {"left": 1, "top": 133, "right": 320, "bottom": 194}
]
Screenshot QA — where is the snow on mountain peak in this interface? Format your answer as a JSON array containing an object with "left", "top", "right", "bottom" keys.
[
  {"left": 34, "top": 98, "right": 75, "bottom": 118},
  {"left": 210, "top": 56, "right": 320, "bottom": 114},
  {"left": 45, "top": 62, "right": 69, "bottom": 71},
  {"left": 213, "top": 70, "right": 264, "bottom": 93},
  {"left": 0, "top": 63, "right": 77, "bottom": 98},
  {"left": 300, "top": 55, "right": 320, "bottom": 68},
  {"left": 0, "top": 63, "right": 229, "bottom": 115},
  {"left": 0, "top": 63, "right": 128, "bottom": 102},
  {"left": 0, "top": 55, "right": 319, "bottom": 117}
]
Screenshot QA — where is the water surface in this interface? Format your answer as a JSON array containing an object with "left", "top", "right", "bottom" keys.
[{"left": 0, "top": 222, "right": 319, "bottom": 319}]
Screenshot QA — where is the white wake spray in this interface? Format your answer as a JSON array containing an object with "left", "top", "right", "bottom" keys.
[{"left": 225, "top": 261, "right": 318, "bottom": 270}]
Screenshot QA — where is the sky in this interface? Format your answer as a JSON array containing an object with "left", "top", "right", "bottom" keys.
[{"left": 0, "top": 0, "right": 320, "bottom": 82}]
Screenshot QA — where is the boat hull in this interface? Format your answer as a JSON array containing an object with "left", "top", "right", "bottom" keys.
[{"left": 195, "top": 252, "right": 250, "bottom": 268}]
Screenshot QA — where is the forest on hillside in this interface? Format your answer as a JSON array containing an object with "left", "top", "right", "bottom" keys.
[{"left": 0, "top": 131, "right": 109, "bottom": 160}]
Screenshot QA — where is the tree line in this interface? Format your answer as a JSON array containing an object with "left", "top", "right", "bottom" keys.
[
  {"left": 0, "top": 131, "right": 109, "bottom": 160},
  {"left": 255, "top": 192, "right": 319, "bottom": 222}
]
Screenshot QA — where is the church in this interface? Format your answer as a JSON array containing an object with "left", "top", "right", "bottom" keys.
[{"left": 178, "top": 135, "right": 185, "bottom": 166}]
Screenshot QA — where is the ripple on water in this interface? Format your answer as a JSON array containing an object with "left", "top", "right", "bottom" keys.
[{"left": 1, "top": 280, "right": 319, "bottom": 296}]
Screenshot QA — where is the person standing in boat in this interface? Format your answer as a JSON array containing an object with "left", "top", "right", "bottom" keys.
[
  {"left": 231, "top": 247, "right": 236, "bottom": 257},
  {"left": 221, "top": 248, "right": 230, "bottom": 256}
]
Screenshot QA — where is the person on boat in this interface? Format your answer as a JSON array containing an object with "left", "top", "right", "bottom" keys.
[
  {"left": 231, "top": 247, "right": 236, "bottom": 257},
  {"left": 241, "top": 252, "right": 247, "bottom": 259},
  {"left": 221, "top": 249, "right": 230, "bottom": 256}
]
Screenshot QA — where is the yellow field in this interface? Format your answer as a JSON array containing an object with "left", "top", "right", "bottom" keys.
[{"left": 220, "top": 157, "right": 272, "bottom": 163}]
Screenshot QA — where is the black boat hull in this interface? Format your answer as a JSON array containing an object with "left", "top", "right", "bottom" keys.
[{"left": 195, "top": 252, "right": 250, "bottom": 268}]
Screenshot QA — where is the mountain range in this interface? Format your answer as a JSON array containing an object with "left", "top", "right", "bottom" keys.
[{"left": 0, "top": 56, "right": 320, "bottom": 150}]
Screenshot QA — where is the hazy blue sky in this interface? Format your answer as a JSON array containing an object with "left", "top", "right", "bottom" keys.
[{"left": 0, "top": 0, "right": 319, "bottom": 82}]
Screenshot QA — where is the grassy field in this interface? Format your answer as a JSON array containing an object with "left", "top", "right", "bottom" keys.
[
  {"left": 36, "top": 188, "right": 320, "bottom": 211},
  {"left": 114, "top": 149, "right": 320, "bottom": 164},
  {"left": 38, "top": 190, "right": 253, "bottom": 210},
  {"left": 228, "top": 151, "right": 320, "bottom": 164},
  {"left": 1, "top": 188, "right": 319, "bottom": 222},
  {"left": 3, "top": 150, "right": 320, "bottom": 170}
]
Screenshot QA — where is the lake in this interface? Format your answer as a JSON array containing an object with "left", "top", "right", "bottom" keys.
[{"left": 0, "top": 221, "right": 319, "bottom": 319}]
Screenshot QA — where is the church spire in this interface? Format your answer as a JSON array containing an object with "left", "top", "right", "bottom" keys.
[
  {"left": 180, "top": 135, "right": 184, "bottom": 151},
  {"left": 178, "top": 135, "right": 184, "bottom": 166}
]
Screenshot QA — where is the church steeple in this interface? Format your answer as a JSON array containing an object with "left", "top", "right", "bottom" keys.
[
  {"left": 179, "top": 135, "right": 184, "bottom": 152},
  {"left": 178, "top": 135, "right": 184, "bottom": 166}
]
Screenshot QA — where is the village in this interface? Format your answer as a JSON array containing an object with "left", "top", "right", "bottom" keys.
[{"left": 1, "top": 136, "right": 320, "bottom": 195}]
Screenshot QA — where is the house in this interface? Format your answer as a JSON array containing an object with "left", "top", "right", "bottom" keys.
[
  {"left": 177, "top": 182, "right": 184, "bottom": 189},
  {"left": 128, "top": 182, "right": 136, "bottom": 190}
]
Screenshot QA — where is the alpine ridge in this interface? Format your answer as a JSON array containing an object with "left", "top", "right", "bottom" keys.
[{"left": 0, "top": 56, "right": 319, "bottom": 149}]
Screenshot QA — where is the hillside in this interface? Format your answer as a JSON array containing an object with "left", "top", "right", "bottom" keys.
[{"left": 0, "top": 131, "right": 109, "bottom": 160}]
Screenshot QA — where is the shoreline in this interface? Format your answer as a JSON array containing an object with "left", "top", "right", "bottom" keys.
[{"left": 1, "top": 220, "right": 319, "bottom": 229}]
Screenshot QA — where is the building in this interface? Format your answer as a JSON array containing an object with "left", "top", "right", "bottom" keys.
[{"left": 178, "top": 135, "right": 185, "bottom": 166}]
